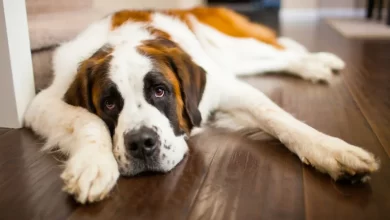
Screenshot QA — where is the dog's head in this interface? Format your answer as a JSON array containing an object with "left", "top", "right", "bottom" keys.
[{"left": 64, "top": 37, "right": 206, "bottom": 176}]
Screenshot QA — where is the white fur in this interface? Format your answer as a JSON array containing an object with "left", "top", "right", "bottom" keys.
[
  {"left": 24, "top": 11, "right": 377, "bottom": 204},
  {"left": 108, "top": 41, "right": 188, "bottom": 175},
  {"left": 24, "top": 17, "right": 120, "bottom": 203},
  {"left": 188, "top": 16, "right": 345, "bottom": 82},
  {"left": 208, "top": 79, "right": 378, "bottom": 181}
]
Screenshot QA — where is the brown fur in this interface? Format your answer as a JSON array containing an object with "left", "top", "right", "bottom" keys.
[
  {"left": 111, "top": 10, "right": 152, "bottom": 29},
  {"left": 64, "top": 46, "right": 113, "bottom": 114},
  {"left": 110, "top": 7, "right": 284, "bottom": 49},
  {"left": 187, "top": 7, "right": 284, "bottom": 49},
  {"left": 138, "top": 36, "right": 206, "bottom": 134},
  {"left": 138, "top": 41, "right": 189, "bottom": 133},
  {"left": 91, "top": 60, "right": 112, "bottom": 119}
]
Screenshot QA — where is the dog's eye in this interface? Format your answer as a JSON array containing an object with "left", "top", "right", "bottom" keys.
[
  {"left": 154, "top": 87, "right": 165, "bottom": 98},
  {"left": 104, "top": 99, "right": 116, "bottom": 110}
]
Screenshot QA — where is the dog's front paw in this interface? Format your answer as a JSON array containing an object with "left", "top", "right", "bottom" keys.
[
  {"left": 289, "top": 56, "right": 333, "bottom": 83},
  {"left": 312, "top": 52, "right": 346, "bottom": 71},
  {"left": 61, "top": 150, "right": 119, "bottom": 204},
  {"left": 288, "top": 52, "right": 346, "bottom": 83},
  {"left": 291, "top": 61, "right": 333, "bottom": 83},
  {"left": 301, "top": 137, "right": 380, "bottom": 183}
]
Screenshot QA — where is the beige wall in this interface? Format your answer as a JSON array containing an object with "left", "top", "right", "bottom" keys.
[
  {"left": 282, "top": 0, "right": 317, "bottom": 9},
  {"left": 282, "top": 0, "right": 365, "bottom": 9},
  {"left": 93, "top": 0, "right": 204, "bottom": 11},
  {"left": 26, "top": 0, "right": 93, "bottom": 14}
]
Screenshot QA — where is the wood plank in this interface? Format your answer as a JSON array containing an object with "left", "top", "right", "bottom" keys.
[
  {"left": 0, "top": 129, "right": 77, "bottom": 220},
  {"left": 0, "top": 128, "right": 10, "bottom": 136},
  {"left": 341, "top": 41, "right": 390, "bottom": 156},
  {"left": 188, "top": 91, "right": 305, "bottom": 219},
  {"left": 278, "top": 21, "right": 390, "bottom": 220},
  {"left": 68, "top": 132, "right": 220, "bottom": 220},
  {"left": 289, "top": 78, "right": 389, "bottom": 220},
  {"left": 244, "top": 74, "right": 389, "bottom": 219},
  {"left": 313, "top": 23, "right": 390, "bottom": 156}
]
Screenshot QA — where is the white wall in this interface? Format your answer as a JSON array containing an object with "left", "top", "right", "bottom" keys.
[{"left": 0, "top": 0, "right": 35, "bottom": 128}]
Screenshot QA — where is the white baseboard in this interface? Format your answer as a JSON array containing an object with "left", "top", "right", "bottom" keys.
[
  {"left": 319, "top": 8, "right": 365, "bottom": 17},
  {"left": 279, "top": 9, "right": 318, "bottom": 21},
  {"left": 280, "top": 8, "right": 366, "bottom": 21}
]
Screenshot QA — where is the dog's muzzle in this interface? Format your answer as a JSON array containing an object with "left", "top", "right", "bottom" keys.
[{"left": 124, "top": 126, "right": 160, "bottom": 160}]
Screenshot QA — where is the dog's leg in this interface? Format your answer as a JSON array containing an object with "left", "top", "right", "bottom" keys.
[
  {"left": 278, "top": 37, "right": 308, "bottom": 54},
  {"left": 24, "top": 89, "right": 119, "bottom": 203},
  {"left": 278, "top": 36, "right": 346, "bottom": 74},
  {"left": 210, "top": 78, "right": 379, "bottom": 182},
  {"left": 24, "top": 17, "right": 118, "bottom": 204},
  {"left": 191, "top": 18, "right": 345, "bottom": 82},
  {"left": 227, "top": 38, "right": 345, "bottom": 82}
]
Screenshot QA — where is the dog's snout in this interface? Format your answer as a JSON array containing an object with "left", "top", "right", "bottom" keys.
[{"left": 124, "top": 126, "right": 160, "bottom": 159}]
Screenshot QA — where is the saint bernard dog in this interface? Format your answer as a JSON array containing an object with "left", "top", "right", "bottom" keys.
[{"left": 24, "top": 7, "right": 380, "bottom": 203}]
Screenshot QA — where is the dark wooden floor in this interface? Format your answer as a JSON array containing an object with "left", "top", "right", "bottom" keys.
[{"left": 1, "top": 20, "right": 390, "bottom": 220}]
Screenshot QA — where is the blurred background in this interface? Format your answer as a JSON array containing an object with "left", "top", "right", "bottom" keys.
[{"left": 28, "top": 0, "right": 389, "bottom": 91}]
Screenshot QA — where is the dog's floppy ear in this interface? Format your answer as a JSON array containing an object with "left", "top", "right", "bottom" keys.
[
  {"left": 137, "top": 39, "right": 206, "bottom": 130},
  {"left": 166, "top": 49, "right": 207, "bottom": 129},
  {"left": 63, "top": 62, "right": 96, "bottom": 112},
  {"left": 63, "top": 45, "right": 112, "bottom": 112}
]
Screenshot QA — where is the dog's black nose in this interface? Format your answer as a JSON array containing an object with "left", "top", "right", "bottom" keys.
[{"left": 124, "top": 126, "right": 159, "bottom": 159}]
